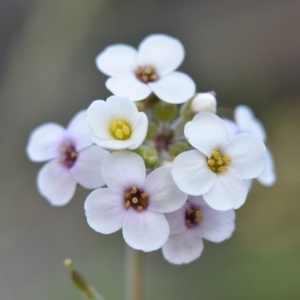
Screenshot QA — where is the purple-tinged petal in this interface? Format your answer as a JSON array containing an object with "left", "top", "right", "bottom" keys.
[
  {"left": 165, "top": 204, "right": 187, "bottom": 235},
  {"left": 70, "top": 145, "right": 109, "bottom": 189},
  {"left": 162, "top": 228, "right": 204, "bottom": 265},
  {"left": 144, "top": 166, "right": 187, "bottom": 213},
  {"left": 95, "top": 44, "right": 138, "bottom": 76},
  {"left": 224, "top": 133, "right": 266, "bottom": 179},
  {"left": 85, "top": 188, "right": 126, "bottom": 234},
  {"left": 66, "top": 110, "right": 93, "bottom": 151},
  {"left": 123, "top": 208, "right": 169, "bottom": 252},
  {"left": 138, "top": 34, "right": 184, "bottom": 76},
  {"left": 203, "top": 168, "right": 248, "bottom": 210},
  {"left": 172, "top": 150, "right": 216, "bottom": 196},
  {"left": 184, "top": 113, "right": 229, "bottom": 157},
  {"left": 106, "top": 74, "right": 152, "bottom": 101},
  {"left": 257, "top": 148, "right": 276, "bottom": 186},
  {"left": 37, "top": 160, "right": 76, "bottom": 206},
  {"left": 26, "top": 123, "right": 66, "bottom": 162},
  {"left": 149, "top": 72, "right": 195, "bottom": 104},
  {"left": 200, "top": 205, "right": 235, "bottom": 243},
  {"left": 101, "top": 151, "right": 146, "bottom": 191}
]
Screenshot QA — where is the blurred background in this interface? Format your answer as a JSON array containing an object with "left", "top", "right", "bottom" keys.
[{"left": 0, "top": 0, "right": 300, "bottom": 299}]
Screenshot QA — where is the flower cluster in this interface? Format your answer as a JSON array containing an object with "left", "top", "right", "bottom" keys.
[{"left": 27, "top": 34, "right": 276, "bottom": 264}]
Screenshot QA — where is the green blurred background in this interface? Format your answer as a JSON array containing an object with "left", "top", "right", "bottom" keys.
[{"left": 0, "top": 1, "right": 300, "bottom": 299}]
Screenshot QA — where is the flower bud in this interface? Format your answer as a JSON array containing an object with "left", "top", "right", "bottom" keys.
[
  {"left": 135, "top": 146, "right": 159, "bottom": 168},
  {"left": 169, "top": 141, "right": 191, "bottom": 157},
  {"left": 190, "top": 92, "right": 217, "bottom": 114},
  {"left": 146, "top": 121, "right": 158, "bottom": 140},
  {"left": 154, "top": 101, "right": 178, "bottom": 122}
]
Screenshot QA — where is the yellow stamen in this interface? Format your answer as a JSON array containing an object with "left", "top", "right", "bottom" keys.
[
  {"left": 217, "top": 159, "right": 223, "bottom": 165},
  {"left": 195, "top": 210, "right": 202, "bottom": 217},
  {"left": 131, "top": 186, "right": 137, "bottom": 194},
  {"left": 222, "top": 156, "right": 232, "bottom": 163},
  {"left": 137, "top": 206, "right": 143, "bottom": 212},
  {"left": 115, "top": 129, "right": 123, "bottom": 139},
  {"left": 122, "top": 125, "right": 130, "bottom": 135},
  {"left": 125, "top": 201, "right": 131, "bottom": 208},
  {"left": 110, "top": 119, "right": 131, "bottom": 140},
  {"left": 207, "top": 159, "right": 215, "bottom": 166},
  {"left": 218, "top": 166, "right": 228, "bottom": 172},
  {"left": 207, "top": 150, "right": 232, "bottom": 173}
]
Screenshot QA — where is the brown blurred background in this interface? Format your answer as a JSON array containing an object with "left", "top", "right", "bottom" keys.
[{"left": 0, "top": 0, "right": 300, "bottom": 299}]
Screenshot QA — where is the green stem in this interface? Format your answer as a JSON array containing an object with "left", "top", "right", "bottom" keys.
[{"left": 125, "top": 245, "right": 144, "bottom": 300}]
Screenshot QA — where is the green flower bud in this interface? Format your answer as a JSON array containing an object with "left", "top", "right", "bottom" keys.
[
  {"left": 146, "top": 121, "right": 158, "bottom": 140},
  {"left": 180, "top": 101, "right": 193, "bottom": 122},
  {"left": 154, "top": 101, "right": 178, "bottom": 122},
  {"left": 135, "top": 146, "right": 159, "bottom": 168},
  {"left": 169, "top": 141, "right": 191, "bottom": 157}
]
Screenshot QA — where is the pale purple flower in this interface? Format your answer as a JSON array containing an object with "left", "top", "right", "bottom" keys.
[
  {"left": 87, "top": 96, "right": 148, "bottom": 150},
  {"left": 96, "top": 34, "right": 196, "bottom": 104},
  {"left": 222, "top": 105, "right": 276, "bottom": 186},
  {"left": 84, "top": 151, "right": 187, "bottom": 252},
  {"left": 162, "top": 196, "right": 235, "bottom": 264},
  {"left": 26, "top": 110, "right": 109, "bottom": 206},
  {"left": 172, "top": 113, "right": 266, "bottom": 211}
]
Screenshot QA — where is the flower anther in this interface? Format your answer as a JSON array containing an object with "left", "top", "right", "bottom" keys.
[
  {"left": 185, "top": 205, "right": 202, "bottom": 228},
  {"left": 207, "top": 150, "right": 232, "bottom": 173},
  {"left": 110, "top": 120, "right": 131, "bottom": 140},
  {"left": 124, "top": 186, "right": 148, "bottom": 212},
  {"left": 136, "top": 66, "right": 158, "bottom": 83}
]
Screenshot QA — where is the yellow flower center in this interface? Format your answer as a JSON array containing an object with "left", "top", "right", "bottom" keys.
[
  {"left": 185, "top": 205, "right": 202, "bottom": 228},
  {"left": 110, "top": 120, "right": 131, "bottom": 140},
  {"left": 136, "top": 66, "right": 158, "bottom": 83},
  {"left": 207, "top": 150, "right": 232, "bottom": 173},
  {"left": 124, "top": 186, "right": 149, "bottom": 212}
]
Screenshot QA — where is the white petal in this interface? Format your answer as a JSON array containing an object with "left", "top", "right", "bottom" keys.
[
  {"left": 26, "top": 123, "right": 66, "bottom": 162},
  {"left": 245, "top": 179, "right": 253, "bottom": 191},
  {"left": 128, "top": 112, "right": 148, "bottom": 150},
  {"left": 172, "top": 150, "right": 216, "bottom": 196},
  {"left": 149, "top": 72, "right": 196, "bottom": 104},
  {"left": 66, "top": 110, "right": 93, "bottom": 151},
  {"left": 222, "top": 118, "right": 239, "bottom": 138},
  {"left": 162, "top": 229, "right": 204, "bottom": 265},
  {"left": 70, "top": 145, "right": 109, "bottom": 189},
  {"left": 200, "top": 205, "right": 235, "bottom": 243},
  {"left": 87, "top": 100, "right": 112, "bottom": 139},
  {"left": 138, "top": 34, "right": 185, "bottom": 76},
  {"left": 257, "top": 148, "right": 276, "bottom": 186},
  {"left": 106, "top": 74, "right": 152, "bottom": 101},
  {"left": 92, "top": 135, "right": 136, "bottom": 150},
  {"left": 37, "top": 160, "right": 76, "bottom": 206},
  {"left": 224, "top": 133, "right": 266, "bottom": 179},
  {"left": 184, "top": 113, "right": 229, "bottom": 156},
  {"left": 101, "top": 151, "right": 146, "bottom": 191},
  {"left": 234, "top": 105, "right": 266, "bottom": 142},
  {"left": 144, "top": 167, "right": 187, "bottom": 213},
  {"left": 84, "top": 188, "right": 126, "bottom": 234},
  {"left": 123, "top": 209, "right": 169, "bottom": 252},
  {"left": 203, "top": 168, "right": 248, "bottom": 210},
  {"left": 95, "top": 44, "right": 138, "bottom": 76},
  {"left": 165, "top": 204, "right": 187, "bottom": 235}
]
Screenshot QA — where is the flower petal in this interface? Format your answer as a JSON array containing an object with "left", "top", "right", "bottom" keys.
[
  {"left": 127, "top": 112, "right": 148, "bottom": 150},
  {"left": 37, "top": 160, "right": 76, "bottom": 206},
  {"left": 224, "top": 133, "right": 266, "bottom": 179},
  {"left": 70, "top": 145, "right": 109, "bottom": 189},
  {"left": 26, "top": 123, "right": 66, "bottom": 162},
  {"left": 165, "top": 204, "right": 187, "bottom": 235},
  {"left": 257, "top": 148, "right": 276, "bottom": 186},
  {"left": 172, "top": 150, "right": 216, "bottom": 196},
  {"left": 200, "top": 204, "right": 235, "bottom": 243},
  {"left": 95, "top": 44, "right": 138, "bottom": 76},
  {"left": 144, "top": 166, "right": 187, "bottom": 213},
  {"left": 101, "top": 151, "right": 146, "bottom": 191},
  {"left": 138, "top": 34, "right": 184, "bottom": 76},
  {"left": 234, "top": 105, "right": 266, "bottom": 142},
  {"left": 123, "top": 209, "right": 169, "bottom": 252},
  {"left": 149, "top": 72, "right": 196, "bottom": 104},
  {"left": 203, "top": 168, "right": 248, "bottom": 210},
  {"left": 222, "top": 118, "right": 239, "bottom": 138},
  {"left": 184, "top": 113, "right": 229, "bottom": 156},
  {"left": 84, "top": 188, "right": 126, "bottom": 234},
  {"left": 162, "top": 229, "right": 204, "bottom": 265},
  {"left": 106, "top": 74, "right": 152, "bottom": 101},
  {"left": 66, "top": 110, "right": 93, "bottom": 151}
]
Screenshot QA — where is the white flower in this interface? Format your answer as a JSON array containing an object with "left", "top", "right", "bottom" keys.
[
  {"left": 172, "top": 113, "right": 266, "bottom": 210},
  {"left": 222, "top": 105, "right": 276, "bottom": 186},
  {"left": 84, "top": 151, "right": 187, "bottom": 252},
  {"left": 26, "top": 110, "right": 109, "bottom": 206},
  {"left": 87, "top": 96, "right": 148, "bottom": 150},
  {"left": 162, "top": 196, "right": 235, "bottom": 264},
  {"left": 190, "top": 92, "right": 217, "bottom": 114},
  {"left": 96, "top": 34, "right": 196, "bottom": 104}
]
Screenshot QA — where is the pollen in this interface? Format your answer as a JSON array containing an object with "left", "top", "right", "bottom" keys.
[
  {"left": 110, "top": 120, "right": 131, "bottom": 140},
  {"left": 207, "top": 150, "right": 232, "bottom": 173},
  {"left": 185, "top": 205, "right": 202, "bottom": 228},
  {"left": 124, "top": 186, "right": 149, "bottom": 212},
  {"left": 136, "top": 66, "right": 158, "bottom": 83}
]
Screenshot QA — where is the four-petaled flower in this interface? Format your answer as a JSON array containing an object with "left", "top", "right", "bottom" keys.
[
  {"left": 95, "top": 33, "right": 196, "bottom": 104},
  {"left": 87, "top": 96, "right": 148, "bottom": 150},
  {"left": 26, "top": 110, "right": 109, "bottom": 206},
  {"left": 172, "top": 113, "right": 266, "bottom": 210},
  {"left": 84, "top": 151, "right": 187, "bottom": 252},
  {"left": 162, "top": 196, "right": 235, "bottom": 264}
]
